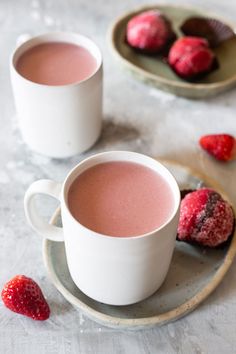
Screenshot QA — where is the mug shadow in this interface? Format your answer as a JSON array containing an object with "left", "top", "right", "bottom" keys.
[
  {"left": 50, "top": 118, "right": 141, "bottom": 165},
  {"left": 94, "top": 117, "right": 140, "bottom": 150}
]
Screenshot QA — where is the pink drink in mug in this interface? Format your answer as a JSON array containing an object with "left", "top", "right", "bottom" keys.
[
  {"left": 68, "top": 161, "right": 174, "bottom": 237},
  {"left": 16, "top": 42, "right": 97, "bottom": 86}
]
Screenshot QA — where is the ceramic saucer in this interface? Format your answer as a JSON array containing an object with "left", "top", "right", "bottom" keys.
[
  {"left": 109, "top": 4, "right": 236, "bottom": 98},
  {"left": 43, "top": 161, "right": 236, "bottom": 329}
]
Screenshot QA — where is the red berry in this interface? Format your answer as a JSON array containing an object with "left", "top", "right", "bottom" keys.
[
  {"left": 177, "top": 188, "right": 234, "bottom": 247},
  {"left": 199, "top": 134, "right": 236, "bottom": 161},
  {"left": 168, "top": 36, "right": 216, "bottom": 80},
  {"left": 1, "top": 275, "right": 50, "bottom": 321},
  {"left": 126, "top": 10, "right": 175, "bottom": 53}
]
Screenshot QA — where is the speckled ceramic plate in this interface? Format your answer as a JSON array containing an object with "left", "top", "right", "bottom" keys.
[
  {"left": 109, "top": 4, "right": 236, "bottom": 98},
  {"left": 43, "top": 161, "right": 236, "bottom": 329}
]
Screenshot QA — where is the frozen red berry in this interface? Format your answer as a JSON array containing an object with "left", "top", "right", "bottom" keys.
[
  {"left": 177, "top": 188, "right": 234, "bottom": 247},
  {"left": 126, "top": 10, "right": 176, "bottom": 54},
  {"left": 1, "top": 275, "right": 50, "bottom": 320},
  {"left": 168, "top": 36, "right": 217, "bottom": 80},
  {"left": 199, "top": 134, "right": 236, "bottom": 162}
]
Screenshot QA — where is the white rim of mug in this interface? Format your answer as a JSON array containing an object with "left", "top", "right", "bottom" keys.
[
  {"left": 10, "top": 31, "right": 102, "bottom": 88},
  {"left": 61, "top": 151, "right": 181, "bottom": 240}
]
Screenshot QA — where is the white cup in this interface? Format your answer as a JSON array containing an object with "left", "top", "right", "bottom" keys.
[
  {"left": 10, "top": 32, "right": 103, "bottom": 158},
  {"left": 24, "top": 151, "right": 180, "bottom": 305}
]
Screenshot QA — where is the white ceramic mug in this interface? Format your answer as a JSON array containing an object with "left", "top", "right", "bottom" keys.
[
  {"left": 24, "top": 151, "right": 180, "bottom": 305},
  {"left": 10, "top": 32, "right": 103, "bottom": 158}
]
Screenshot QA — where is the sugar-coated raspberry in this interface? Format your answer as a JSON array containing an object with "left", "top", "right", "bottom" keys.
[
  {"left": 126, "top": 10, "right": 176, "bottom": 54},
  {"left": 177, "top": 188, "right": 234, "bottom": 247},
  {"left": 168, "top": 36, "right": 217, "bottom": 80}
]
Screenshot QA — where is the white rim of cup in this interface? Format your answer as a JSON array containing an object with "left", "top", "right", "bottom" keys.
[
  {"left": 61, "top": 151, "right": 181, "bottom": 240},
  {"left": 10, "top": 31, "right": 103, "bottom": 88}
]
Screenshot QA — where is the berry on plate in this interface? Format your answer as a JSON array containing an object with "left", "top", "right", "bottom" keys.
[
  {"left": 126, "top": 10, "right": 176, "bottom": 54},
  {"left": 1, "top": 275, "right": 50, "bottom": 320},
  {"left": 199, "top": 134, "right": 236, "bottom": 162},
  {"left": 168, "top": 36, "right": 217, "bottom": 80},
  {"left": 177, "top": 188, "right": 234, "bottom": 247}
]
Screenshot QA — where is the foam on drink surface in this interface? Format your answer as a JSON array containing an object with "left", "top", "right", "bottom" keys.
[
  {"left": 16, "top": 42, "right": 97, "bottom": 85},
  {"left": 68, "top": 161, "right": 175, "bottom": 237}
]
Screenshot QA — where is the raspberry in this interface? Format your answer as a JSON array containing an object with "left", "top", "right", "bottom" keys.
[
  {"left": 177, "top": 188, "right": 234, "bottom": 247},
  {"left": 168, "top": 36, "right": 217, "bottom": 80},
  {"left": 126, "top": 10, "right": 176, "bottom": 53}
]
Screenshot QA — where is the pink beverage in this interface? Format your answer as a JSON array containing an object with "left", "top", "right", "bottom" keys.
[
  {"left": 68, "top": 161, "right": 175, "bottom": 237},
  {"left": 16, "top": 42, "right": 97, "bottom": 85}
]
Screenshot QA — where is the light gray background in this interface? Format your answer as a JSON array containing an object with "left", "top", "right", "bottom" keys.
[{"left": 0, "top": 0, "right": 236, "bottom": 353}]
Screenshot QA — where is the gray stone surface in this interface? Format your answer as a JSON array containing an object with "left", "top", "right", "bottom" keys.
[{"left": 0, "top": 0, "right": 236, "bottom": 353}]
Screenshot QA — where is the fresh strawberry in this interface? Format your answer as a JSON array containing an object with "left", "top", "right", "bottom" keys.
[
  {"left": 1, "top": 275, "right": 50, "bottom": 321},
  {"left": 199, "top": 134, "right": 236, "bottom": 161}
]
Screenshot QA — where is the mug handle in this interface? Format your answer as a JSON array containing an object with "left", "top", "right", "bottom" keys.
[{"left": 24, "top": 180, "right": 64, "bottom": 242}]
